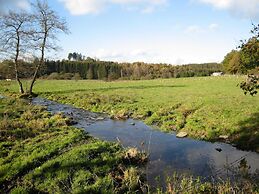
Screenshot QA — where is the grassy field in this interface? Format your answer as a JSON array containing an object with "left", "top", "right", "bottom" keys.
[
  {"left": 1, "top": 83, "right": 259, "bottom": 193},
  {"left": 0, "top": 97, "right": 147, "bottom": 193},
  {"left": 1, "top": 76, "right": 259, "bottom": 152}
]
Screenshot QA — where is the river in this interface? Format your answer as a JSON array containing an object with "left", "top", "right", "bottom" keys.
[{"left": 32, "top": 97, "right": 259, "bottom": 189}]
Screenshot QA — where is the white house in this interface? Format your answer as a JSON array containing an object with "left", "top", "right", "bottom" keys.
[{"left": 211, "top": 72, "right": 223, "bottom": 76}]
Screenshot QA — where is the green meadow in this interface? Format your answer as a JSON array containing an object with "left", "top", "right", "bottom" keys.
[
  {"left": 1, "top": 76, "right": 259, "bottom": 151},
  {"left": 0, "top": 97, "right": 147, "bottom": 193},
  {"left": 1, "top": 76, "right": 259, "bottom": 193}
]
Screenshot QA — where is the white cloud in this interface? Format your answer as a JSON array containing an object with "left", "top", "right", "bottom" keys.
[
  {"left": 130, "top": 49, "right": 152, "bottom": 56},
  {"left": 197, "top": 0, "right": 259, "bottom": 20},
  {"left": 185, "top": 25, "right": 203, "bottom": 33},
  {"left": 208, "top": 23, "right": 219, "bottom": 30},
  {"left": 95, "top": 49, "right": 124, "bottom": 58},
  {"left": 59, "top": 0, "right": 106, "bottom": 15},
  {"left": 59, "top": 0, "right": 167, "bottom": 15},
  {"left": 16, "top": 0, "right": 30, "bottom": 10},
  {"left": 141, "top": 6, "right": 155, "bottom": 14},
  {"left": 0, "top": 0, "right": 30, "bottom": 14},
  {"left": 92, "top": 48, "right": 157, "bottom": 62},
  {"left": 184, "top": 23, "right": 219, "bottom": 34},
  {"left": 198, "top": 0, "right": 231, "bottom": 8}
]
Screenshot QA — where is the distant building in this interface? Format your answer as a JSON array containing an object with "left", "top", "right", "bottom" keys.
[{"left": 211, "top": 72, "right": 223, "bottom": 76}]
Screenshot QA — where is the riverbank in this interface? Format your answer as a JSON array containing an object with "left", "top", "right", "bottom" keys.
[
  {"left": 0, "top": 96, "right": 258, "bottom": 193},
  {"left": 1, "top": 77, "right": 255, "bottom": 151},
  {"left": 29, "top": 97, "right": 259, "bottom": 183},
  {"left": 0, "top": 97, "right": 147, "bottom": 193}
]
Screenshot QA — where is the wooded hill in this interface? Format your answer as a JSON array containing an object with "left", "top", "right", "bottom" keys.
[{"left": 0, "top": 58, "right": 222, "bottom": 80}]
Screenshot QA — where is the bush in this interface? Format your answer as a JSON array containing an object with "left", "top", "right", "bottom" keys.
[
  {"left": 72, "top": 73, "right": 82, "bottom": 80},
  {"left": 47, "top": 72, "right": 60, "bottom": 80},
  {"left": 47, "top": 72, "right": 82, "bottom": 80},
  {"left": 60, "top": 73, "right": 74, "bottom": 80}
]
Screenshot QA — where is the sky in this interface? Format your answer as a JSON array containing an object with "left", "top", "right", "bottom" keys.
[{"left": 1, "top": 0, "right": 259, "bottom": 64}]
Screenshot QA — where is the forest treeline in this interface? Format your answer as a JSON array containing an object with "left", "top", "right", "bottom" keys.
[
  {"left": 222, "top": 49, "right": 259, "bottom": 75},
  {"left": 0, "top": 58, "right": 222, "bottom": 80}
]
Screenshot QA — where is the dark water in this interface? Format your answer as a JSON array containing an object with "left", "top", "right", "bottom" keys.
[{"left": 32, "top": 97, "right": 259, "bottom": 188}]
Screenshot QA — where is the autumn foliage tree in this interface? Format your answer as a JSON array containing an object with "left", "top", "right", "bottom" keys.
[
  {"left": 239, "top": 23, "right": 259, "bottom": 96},
  {"left": 222, "top": 50, "right": 243, "bottom": 74}
]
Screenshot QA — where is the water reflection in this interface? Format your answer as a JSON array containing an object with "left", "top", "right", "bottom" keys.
[{"left": 32, "top": 97, "right": 259, "bottom": 188}]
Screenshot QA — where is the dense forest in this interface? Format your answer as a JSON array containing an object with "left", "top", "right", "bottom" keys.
[{"left": 0, "top": 57, "right": 222, "bottom": 80}]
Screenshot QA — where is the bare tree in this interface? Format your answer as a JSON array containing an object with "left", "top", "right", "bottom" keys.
[
  {"left": 0, "top": 11, "right": 31, "bottom": 93},
  {"left": 29, "top": 0, "right": 69, "bottom": 94}
]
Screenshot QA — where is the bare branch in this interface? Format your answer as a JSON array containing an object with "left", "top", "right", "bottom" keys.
[
  {"left": 0, "top": 10, "right": 33, "bottom": 93},
  {"left": 28, "top": 0, "right": 69, "bottom": 94}
]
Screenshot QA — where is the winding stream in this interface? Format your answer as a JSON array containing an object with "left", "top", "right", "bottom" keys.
[{"left": 32, "top": 97, "right": 259, "bottom": 188}]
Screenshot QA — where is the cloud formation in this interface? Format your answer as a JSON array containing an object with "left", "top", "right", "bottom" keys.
[
  {"left": 208, "top": 23, "right": 219, "bottom": 30},
  {"left": 87, "top": 47, "right": 171, "bottom": 64},
  {"left": 93, "top": 48, "right": 155, "bottom": 61},
  {"left": 184, "top": 23, "right": 219, "bottom": 34},
  {"left": 0, "top": 0, "right": 30, "bottom": 14},
  {"left": 197, "top": 0, "right": 259, "bottom": 20},
  {"left": 185, "top": 25, "right": 203, "bottom": 33},
  {"left": 59, "top": 0, "right": 167, "bottom": 15}
]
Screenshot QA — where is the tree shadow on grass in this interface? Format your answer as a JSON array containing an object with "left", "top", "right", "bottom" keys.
[
  {"left": 233, "top": 113, "right": 259, "bottom": 152},
  {"left": 40, "top": 84, "right": 186, "bottom": 95}
]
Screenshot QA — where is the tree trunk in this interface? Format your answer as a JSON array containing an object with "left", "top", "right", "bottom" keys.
[
  {"left": 120, "top": 69, "right": 123, "bottom": 78},
  {"left": 29, "top": 37, "right": 45, "bottom": 95},
  {"left": 14, "top": 65, "right": 24, "bottom": 94},
  {"left": 14, "top": 35, "right": 24, "bottom": 94},
  {"left": 29, "top": 63, "right": 41, "bottom": 94}
]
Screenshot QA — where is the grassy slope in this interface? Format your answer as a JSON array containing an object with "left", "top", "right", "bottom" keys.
[
  {"left": 1, "top": 76, "right": 259, "bottom": 152},
  {"left": 0, "top": 98, "right": 146, "bottom": 193}
]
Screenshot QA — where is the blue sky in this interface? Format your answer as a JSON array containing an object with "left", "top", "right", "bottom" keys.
[{"left": 1, "top": 0, "right": 259, "bottom": 64}]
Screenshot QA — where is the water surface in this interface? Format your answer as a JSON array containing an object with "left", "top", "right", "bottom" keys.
[{"left": 32, "top": 97, "right": 259, "bottom": 188}]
